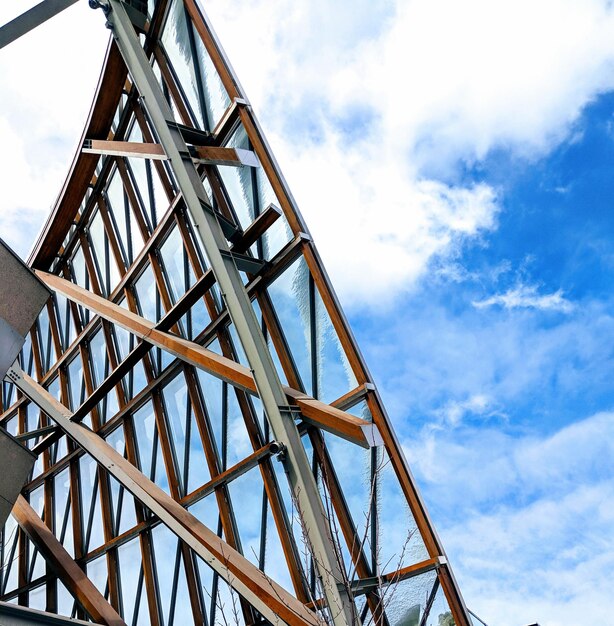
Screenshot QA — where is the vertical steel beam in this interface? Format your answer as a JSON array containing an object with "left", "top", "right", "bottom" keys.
[{"left": 97, "top": 2, "right": 356, "bottom": 623}]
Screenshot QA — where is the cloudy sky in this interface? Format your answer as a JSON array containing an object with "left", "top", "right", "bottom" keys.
[{"left": 2, "top": 1, "right": 614, "bottom": 625}]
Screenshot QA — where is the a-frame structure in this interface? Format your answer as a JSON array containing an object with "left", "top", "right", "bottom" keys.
[{"left": 0, "top": 1, "right": 474, "bottom": 625}]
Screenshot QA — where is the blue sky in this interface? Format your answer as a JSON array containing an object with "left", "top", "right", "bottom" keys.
[{"left": 1, "top": 1, "right": 614, "bottom": 625}]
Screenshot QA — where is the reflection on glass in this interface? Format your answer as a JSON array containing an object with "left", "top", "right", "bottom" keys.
[{"left": 162, "top": 0, "right": 204, "bottom": 128}]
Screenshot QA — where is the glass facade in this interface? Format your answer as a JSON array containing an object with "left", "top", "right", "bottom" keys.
[{"left": 0, "top": 1, "right": 470, "bottom": 625}]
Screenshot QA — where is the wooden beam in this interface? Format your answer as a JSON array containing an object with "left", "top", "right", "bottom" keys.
[
  {"left": 12, "top": 496, "right": 127, "bottom": 626},
  {"left": 37, "top": 271, "right": 381, "bottom": 449},
  {"left": 192, "top": 146, "right": 259, "bottom": 167},
  {"left": 82, "top": 139, "right": 167, "bottom": 160}
]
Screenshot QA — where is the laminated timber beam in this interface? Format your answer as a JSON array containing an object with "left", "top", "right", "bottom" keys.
[
  {"left": 11, "top": 496, "right": 126, "bottom": 626},
  {"left": 82, "top": 139, "right": 167, "bottom": 160},
  {"left": 37, "top": 270, "right": 382, "bottom": 449},
  {"left": 7, "top": 365, "right": 321, "bottom": 626},
  {"left": 81, "top": 140, "right": 258, "bottom": 168}
]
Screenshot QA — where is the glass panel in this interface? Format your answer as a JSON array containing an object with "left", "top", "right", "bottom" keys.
[
  {"left": 267, "top": 257, "right": 312, "bottom": 394},
  {"left": 134, "top": 264, "right": 160, "bottom": 322},
  {"left": 57, "top": 580, "right": 75, "bottom": 617},
  {"left": 28, "top": 584, "right": 46, "bottom": 611},
  {"left": 378, "top": 447, "right": 428, "bottom": 572},
  {"left": 159, "top": 226, "right": 194, "bottom": 303},
  {"left": 195, "top": 365, "right": 223, "bottom": 466},
  {"left": 89, "top": 208, "right": 121, "bottom": 295},
  {"left": 106, "top": 167, "right": 145, "bottom": 266},
  {"left": 162, "top": 372, "right": 211, "bottom": 495},
  {"left": 105, "top": 427, "right": 137, "bottom": 535},
  {"left": 1, "top": 514, "right": 20, "bottom": 594},
  {"left": 322, "top": 433, "right": 373, "bottom": 579},
  {"left": 132, "top": 400, "right": 171, "bottom": 494},
  {"left": 71, "top": 246, "right": 90, "bottom": 326},
  {"left": 89, "top": 327, "right": 108, "bottom": 388},
  {"left": 54, "top": 293, "right": 77, "bottom": 350},
  {"left": 162, "top": 0, "right": 204, "bottom": 128},
  {"left": 36, "top": 304, "right": 56, "bottom": 375},
  {"left": 192, "top": 23, "right": 230, "bottom": 128},
  {"left": 118, "top": 538, "right": 142, "bottom": 622},
  {"left": 79, "top": 454, "right": 105, "bottom": 553},
  {"left": 20, "top": 333, "right": 34, "bottom": 375},
  {"left": 67, "top": 355, "right": 86, "bottom": 411},
  {"left": 54, "top": 467, "right": 74, "bottom": 557},
  {"left": 28, "top": 485, "right": 46, "bottom": 581},
  {"left": 152, "top": 523, "right": 191, "bottom": 625},
  {"left": 225, "top": 386, "right": 252, "bottom": 468},
  {"left": 87, "top": 555, "right": 109, "bottom": 598},
  {"left": 47, "top": 376, "right": 67, "bottom": 463},
  {"left": 314, "top": 287, "right": 357, "bottom": 403},
  {"left": 382, "top": 570, "right": 438, "bottom": 626},
  {"left": 126, "top": 121, "right": 170, "bottom": 228}
]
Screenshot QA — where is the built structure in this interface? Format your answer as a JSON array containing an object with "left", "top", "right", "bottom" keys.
[{"left": 0, "top": 2, "right": 479, "bottom": 625}]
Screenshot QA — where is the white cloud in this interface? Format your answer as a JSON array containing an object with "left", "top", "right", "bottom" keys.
[
  {"left": 472, "top": 284, "right": 575, "bottom": 312},
  {"left": 205, "top": 0, "right": 614, "bottom": 307},
  {"left": 0, "top": 2, "right": 109, "bottom": 257},
  {"left": 431, "top": 393, "right": 505, "bottom": 427},
  {"left": 403, "top": 412, "right": 614, "bottom": 626}
]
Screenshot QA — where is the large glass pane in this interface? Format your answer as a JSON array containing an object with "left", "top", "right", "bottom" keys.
[
  {"left": 89, "top": 208, "right": 121, "bottom": 295},
  {"left": 105, "top": 427, "right": 137, "bottom": 535},
  {"left": 106, "top": 168, "right": 145, "bottom": 266},
  {"left": 314, "top": 287, "right": 357, "bottom": 403},
  {"left": 118, "top": 538, "right": 143, "bottom": 622},
  {"left": 79, "top": 454, "right": 105, "bottom": 553},
  {"left": 381, "top": 571, "right": 439, "bottom": 626},
  {"left": 54, "top": 467, "right": 74, "bottom": 557},
  {"left": 152, "top": 523, "right": 195, "bottom": 625},
  {"left": 67, "top": 355, "right": 86, "bottom": 411},
  {"left": 162, "top": 372, "right": 211, "bottom": 495},
  {"left": 377, "top": 447, "right": 428, "bottom": 573},
  {"left": 159, "top": 226, "right": 194, "bottom": 303},
  {"left": 36, "top": 303, "right": 56, "bottom": 375},
  {"left": 54, "top": 292, "right": 77, "bottom": 350},
  {"left": 132, "top": 400, "right": 170, "bottom": 494},
  {"left": 134, "top": 264, "right": 160, "bottom": 322},
  {"left": 87, "top": 555, "right": 109, "bottom": 598},
  {"left": 267, "top": 257, "right": 312, "bottom": 394},
  {"left": 162, "top": 0, "right": 204, "bottom": 128},
  {"left": 192, "top": 24, "right": 230, "bottom": 128},
  {"left": 28, "top": 485, "right": 46, "bottom": 581},
  {"left": 1, "top": 514, "right": 20, "bottom": 594},
  {"left": 126, "top": 120, "right": 171, "bottom": 228}
]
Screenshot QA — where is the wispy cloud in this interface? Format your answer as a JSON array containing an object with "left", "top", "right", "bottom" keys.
[
  {"left": 206, "top": 0, "right": 614, "bottom": 308},
  {"left": 404, "top": 412, "right": 614, "bottom": 626},
  {"left": 472, "top": 284, "right": 575, "bottom": 312}
]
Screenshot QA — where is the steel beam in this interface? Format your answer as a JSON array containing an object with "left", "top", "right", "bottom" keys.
[
  {"left": 7, "top": 364, "right": 321, "bottom": 626},
  {"left": 87, "top": 5, "right": 357, "bottom": 620},
  {"left": 0, "top": 0, "right": 79, "bottom": 49}
]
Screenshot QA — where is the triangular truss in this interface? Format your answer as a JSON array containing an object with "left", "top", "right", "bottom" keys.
[{"left": 0, "top": 1, "right": 475, "bottom": 625}]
